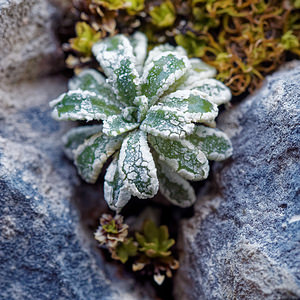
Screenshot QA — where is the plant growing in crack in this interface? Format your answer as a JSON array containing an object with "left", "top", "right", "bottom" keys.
[
  {"left": 50, "top": 32, "right": 233, "bottom": 212},
  {"left": 94, "top": 214, "right": 178, "bottom": 285}
]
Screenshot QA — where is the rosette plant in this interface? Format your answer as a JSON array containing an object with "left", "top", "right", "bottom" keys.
[{"left": 50, "top": 32, "right": 232, "bottom": 212}]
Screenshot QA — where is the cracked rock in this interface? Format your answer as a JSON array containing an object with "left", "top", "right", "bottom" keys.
[{"left": 174, "top": 62, "right": 300, "bottom": 300}]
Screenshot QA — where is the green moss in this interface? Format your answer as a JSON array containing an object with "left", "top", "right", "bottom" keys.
[
  {"left": 65, "top": 0, "right": 300, "bottom": 95},
  {"left": 69, "top": 22, "right": 101, "bottom": 57},
  {"left": 149, "top": 1, "right": 176, "bottom": 28}
]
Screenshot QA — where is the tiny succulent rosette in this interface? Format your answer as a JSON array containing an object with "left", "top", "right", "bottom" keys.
[
  {"left": 50, "top": 32, "right": 232, "bottom": 212},
  {"left": 133, "top": 220, "right": 179, "bottom": 285},
  {"left": 94, "top": 214, "right": 138, "bottom": 263},
  {"left": 94, "top": 214, "right": 128, "bottom": 248}
]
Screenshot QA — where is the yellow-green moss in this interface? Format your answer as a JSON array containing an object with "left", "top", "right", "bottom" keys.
[{"left": 64, "top": 0, "right": 300, "bottom": 95}]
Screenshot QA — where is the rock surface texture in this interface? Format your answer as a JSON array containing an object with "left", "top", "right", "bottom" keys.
[
  {"left": 0, "top": 1, "right": 153, "bottom": 299},
  {"left": 0, "top": 77, "right": 155, "bottom": 300},
  {"left": 174, "top": 62, "right": 300, "bottom": 300},
  {"left": 0, "top": 0, "right": 65, "bottom": 84}
]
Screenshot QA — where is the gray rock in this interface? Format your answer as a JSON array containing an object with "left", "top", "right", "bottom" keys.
[
  {"left": 174, "top": 62, "right": 300, "bottom": 300},
  {"left": 0, "top": 76, "right": 153, "bottom": 299},
  {"left": 0, "top": 2, "right": 154, "bottom": 297},
  {"left": 0, "top": 0, "right": 64, "bottom": 84}
]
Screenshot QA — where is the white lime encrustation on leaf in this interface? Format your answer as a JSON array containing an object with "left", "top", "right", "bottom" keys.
[{"left": 50, "top": 33, "right": 232, "bottom": 211}]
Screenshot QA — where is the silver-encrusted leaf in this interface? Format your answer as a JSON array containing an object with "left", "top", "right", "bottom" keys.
[
  {"left": 140, "top": 106, "right": 194, "bottom": 140},
  {"left": 74, "top": 132, "right": 123, "bottom": 183},
  {"left": 129, "top": 31, "right": 148, "bottom": 75},
  {"left": 144, "top": 44, "right": 187, "bottom": 66},
  {"left": 187, "top": 125, "right": 233, "bottom": 161},
  {"left": 62, "top": 125, "right": 103, "bottom": 159},
  {"left": 50, "top": 90, "right": 121, "bottom": 121},
  {"left": 159, "top": 90, "right": 218, "bottom": 123},
  {"left": 68, "top": 69, "right": 106, "bottom": 91},
  {"left": 104, "top": 154, "right": 132, "bottom": 212},
  {"left": 92, "top": 35, "right": 139, "bottom": 107},
  {"left": 156, "top": 159, "right": 196, "bottom": 207},
  {"left": 193, "top": 78, "right": 232, "bottom": 105},
  {"left": 148, "top": 135, "right": 209, "bottom": 181},
  {"left": 140, "top": 52, "right": 189, "bottom": 106},
  {"left": 119, "top": 130, "right": 159, "bottom": 198},
  {"left": 103, "top": 114, "right": 139, "bottom": 137}
]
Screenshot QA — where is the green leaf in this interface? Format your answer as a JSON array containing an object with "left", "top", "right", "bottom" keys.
[
  {"left": 143, "top": 219, "right": 159, "bottom": 242},
  {"left": 158, "top": 225, "right": 169, "bottom": 242},
  {"left": 140, "top": 106, "right": 194, "bottom": 140},
  {"left": 50, "top": 90, "right": 121, "bottom": 121},
  {"left": 62, "top": 125, "right": 103, "bottom": 159},
  {"left": 104, "top": 154, "right": 132, "bottom": 212},
  {"left": 103, "top": 109, "right": 139, "bottom": 137},
  {"left": 149, "top": 0, "right": 176, "bottom": 28},
  {"left": 69, "top": 22, "right": 101, "bottom": 57},
  {"left": 280, "top": 30, "right": 299, "bottom": 50},
  {"left": 148, "top": 135, "right": 209, "bottom": 181},
  {"left": 140, "top": 52, "right": 189, "bottom": 106},
  {"left": 126, "top": 0, "right": 145, "bottom": 15},
  {"left": 175, "top": 33, "right": 207, "bottom": 57},
  {"left": 187, "top": 125, "right": 232, "bottom": 161},
  {"left": 160, "top": 90, "right": 218, "bottom": 123},
  {"left": 192, "top": 78, "right": 231, "bottom": 105},
  {"left": 119, "top": 130, "right": 159, "bottom": 198},
  {"left": 74, "top": 132, "right": 123, "bottom": 183},
  {"left": 156, "top": 159, "right": 196, "bottom": 207},
  {"left": 134, "top": 95, "right": 149, "bottom": 122},
  {"left": 176, "top": 58, "right": 216, "bottom": 90},
  {"left": 121, "top": 106, "right": 138, "bottom": 123},
  {"left": 160, "top": 239, "right": 175, "bottom": 252},
  {"left": 115, "top": 238, "right": 138, "bottom": 263},
  {"left": 135, "top": 232, "right": 146, "bottom": 246},
  {"left": 136, "top": 220, "right": 175, "bottom": 258},
  {"left": 92, "top": 35, "right": 139, "bottom": 106},
  {"left": 101, "top": 220, "right": 119, "bottom": 234},
  {"left": 189, "top": 58, "right": 216, "bottom": 78},
  {"left": 68, "top": 69, "right": 104, "bottom": 91},
  {"left": 68, "top": 69, "right": 120, "bottom": 107},
  {"left": 144, "top": 44, "right": 187, "bottom": 67},
  {"left": 129, "top": 31, "right": 147, "bottom": 74}
]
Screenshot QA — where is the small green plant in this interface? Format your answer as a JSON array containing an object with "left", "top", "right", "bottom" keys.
[
  {"left": 93, "top": 0, "right": 144, "bottom": 12},
  {"left": 94, "top": 214, "right": 138, "bottom": 263},
  {"left": 66, "top": 0, "right": 300, "bottom": 95},
  {"left": 69, "top": 22, "right": 101, "bottom": 57},
  {"left": 50, "top": 32, "right": 232, "bottom": 212},
  {"left": 133, "top": 219, "right": 179, "bottom": 285},
  {"left": 95, "top": 214, "right": 178, "bottom": 285},
  {"left": 94, "top": 213, "right": 129, "bottom": 248},
  {"left": 149, "top": 1, "right": 176, "bottom": 28}
]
